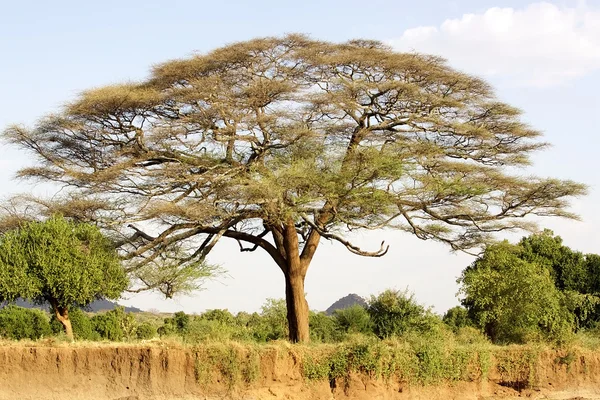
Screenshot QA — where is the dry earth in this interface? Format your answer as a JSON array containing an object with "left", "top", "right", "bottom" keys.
[{"left": 0, "top": 344, "right": 599, "bottom": 400}]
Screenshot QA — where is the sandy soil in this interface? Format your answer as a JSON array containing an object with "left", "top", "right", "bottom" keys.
[{"left": 0, "top": 344, "right": 599, "bottom": 399}]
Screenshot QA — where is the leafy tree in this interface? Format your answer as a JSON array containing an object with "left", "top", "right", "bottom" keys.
[
  {"left": 519, "top": 230, "right": 588, "bottom": 292},
  {"left": 200, "top": 309, "right": 235, "bottom": 325},
  {"left": 442, "top": 306, "right": 472, "bottom": 333},
  {"left": 260, "top": 298, "right": 288, "bottom": 341},
  {"left": 2, "top": 35, "right": 585, "bottom": 342},
  {"left": 367, "top": 289, "right": 437, "bottom": 339},
  {"left": 459, "top": 241, "right": 574, "bottom": 343},
  {"left": 309, "top": 311, "right": 338, "bottom": 342},
  {"left": 0, "top": 305, "right": 51, "bottom": 340},
  {"left": 0, "top": 216, "right": 128, "bottom": 340},
  {"left": 159, "top": 311, "right": 190, "bottom": 336},
  {"left": 513, "top": 230, "right": 600, "bottom": 328},
  {"left": 333, "top": 304, "right": 372, "bottom": 335},
  {"left": 91, "top": 306, "right": 137, "bottom": 341},
  {"left": 136, "top": 322, "right": 158, "bottom": 340}
]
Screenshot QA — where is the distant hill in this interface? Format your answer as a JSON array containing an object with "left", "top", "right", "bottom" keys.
[
  {"left": 325, "top": 293, "right": 367, "bottom": 315},
  {"left": 0, "top": 298, "right": 142, "bottom": 313}
]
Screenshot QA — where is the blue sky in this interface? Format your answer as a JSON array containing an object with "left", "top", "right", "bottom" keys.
[{"left": 1, "top": 0, "right": 599, "bottom": 314}]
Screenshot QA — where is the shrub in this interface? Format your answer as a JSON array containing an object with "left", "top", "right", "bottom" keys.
[
  {"left": 185, "top": 318, "right": 235, "bottom": 343},
  {"left": 160, "top": 311, "right": 190, "bottom": 336},
  {"left": 333, "top": 305, "right": 372, "bottom": 335},
  {"left": 367, "top": 289, "right": 436, "bottom": 339},
  {"left": 136, "top": 322, "right": 157, "bottom": 340},
  {"left": 309, "top": 311, "right": 338, "bottom": 343},
  {"left": 201, "top": 309, "right": 235, "bottom": 325},
  {"left": 443, "top": 306, "right": 472, "bottom": 333},
  {"left": 260, "top": 298, "right": 288, "bottom": 341},
  {"left": 50, "top": 307, "right": 97, "bottom": 340},
  {"left": 0, "top": 305, "right": 51, "bottom": 340},
  {"left": 91, "top": 307, "right": 137, "bottom": 341}
]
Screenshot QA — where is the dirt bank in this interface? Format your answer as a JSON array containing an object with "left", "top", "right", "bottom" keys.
[{"left": 0, "top": 343, "right": 599, "bottom": 400}]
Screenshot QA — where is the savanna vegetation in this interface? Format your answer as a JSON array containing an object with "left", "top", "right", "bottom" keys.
[
  {"left": 0, "top": 35, "right": 586, "bottom": 343},
  {"left": 0, "top": 34, "right": 597, "bottom": 389}
]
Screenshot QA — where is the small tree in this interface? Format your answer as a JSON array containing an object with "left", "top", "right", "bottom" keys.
[
  {"left": 459, "top": 241, "right": 573, "bottom": 343},
  {"left": 367, "top": 289, "right": 437, "bottom": 339},
  {"left": 0, "top": 216, "right": 128, "bottom": 340},
  {"left": 442, "top": 306, "right": 472, "bottom": 333},
  {"left": 333, "top": 305, "right": 372, "bottom": 335}
]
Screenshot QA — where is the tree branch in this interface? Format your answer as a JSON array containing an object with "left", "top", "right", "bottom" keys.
[{"left": 300, "top": 214, "right": 389, "bottom": 257}]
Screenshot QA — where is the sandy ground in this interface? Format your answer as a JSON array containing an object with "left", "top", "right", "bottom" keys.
[{"left": 0, "top": 344, "right": 599, "bottom": 399}]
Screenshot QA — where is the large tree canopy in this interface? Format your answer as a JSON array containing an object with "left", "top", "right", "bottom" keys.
[
  {"left": 2, "top": 35, "right": 586, "bottom": 342},
  {"left": 0, "top": 215, "right": 127, "bottom": 340}
]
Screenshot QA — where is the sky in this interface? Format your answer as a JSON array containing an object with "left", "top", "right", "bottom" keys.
[{"left": 1, "top": 0, "right": 599, "bottom": 314}]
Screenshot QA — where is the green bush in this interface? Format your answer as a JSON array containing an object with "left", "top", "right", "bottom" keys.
[
  {"left": 333, "top": 305, "right": 372, "bottom": 335},
  {"left": 309, "top": 311, "right": 338, "bottom": 343},
  {"left": 459, "top": 241, "right": 575, "bottom": 344},
  {"left": 443, "top": 306, "right": 472, "bottom": 333},
  {"left": 0, "top": 305, "right": 51, "bottom": 340},
  {"left": 136, "top": 322, "right": 157, "bottom": 340},
  {"left": 201, "top": 309, "right": 235, "bottom": 325},
  {"left": 50, "top": 307, "right": 97, "bottom": 340},
  {"left": 185, "top": 318, "right": 236, "bottom": 342},
  {"left": 259, "top": 298, "right": 288, "bottom": 341},
  {"left": 243, "top": 312, "right": 272, "bottom": 342},
  {"left": 160, "top": 311, "right": 190, "bottom": 336},
  {"left": 91, "top": 307, "right": 137, "bottom": 341},
  {"left": 367, "top": 289, "right": 437, "bottom": 339}
]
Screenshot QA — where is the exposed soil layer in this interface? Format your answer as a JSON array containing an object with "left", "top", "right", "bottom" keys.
[{"left": 0, "top": 345, "right": 599, "bottom": 400}]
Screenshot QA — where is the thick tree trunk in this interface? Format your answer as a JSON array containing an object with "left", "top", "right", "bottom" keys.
[
  {"left": 281, "top": 220, "right": 311, "bottom": 343},
  {"left": 51, "top": 302, "right": 73, "bottom": 341},
  {"left": 284, "top": 269, "right": 310, "bottom": 343}
]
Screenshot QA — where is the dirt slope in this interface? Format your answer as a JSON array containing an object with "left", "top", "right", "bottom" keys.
[{"left": 0, "top": 344, "right": 599, "bottom": 400}]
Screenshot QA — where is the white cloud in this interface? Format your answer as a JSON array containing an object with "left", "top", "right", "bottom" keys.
[{"left": 389, "top": 2, "right": 600, "bottom": 87}]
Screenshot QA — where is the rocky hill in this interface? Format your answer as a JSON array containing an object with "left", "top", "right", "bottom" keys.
[{"left": 325, "top": 293, "right": 367, "bottom": 315}]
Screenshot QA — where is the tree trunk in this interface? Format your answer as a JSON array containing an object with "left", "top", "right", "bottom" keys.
[
  {"left": 284, "top": 269, "right": 310, "bottom": 343},
  {"left": 51, "top": 302, "right": 73, "bottom": 341},
  {"left": 281, "top": 220, "right": 311, "bottom": 343}
]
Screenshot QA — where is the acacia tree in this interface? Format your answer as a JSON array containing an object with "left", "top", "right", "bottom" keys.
[
  {"left": 0, "top": 216, "right": 127, "bottom": 340},
  {"left": 2, "top": 36, "right": 585, "bottom": 342}
]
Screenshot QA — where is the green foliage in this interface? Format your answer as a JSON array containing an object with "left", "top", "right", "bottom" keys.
[
  {"left": 192, "top": 344, "right": 260, "bottom": 391},
  {"left": 159, "top": 311, "right": 190, "bottom": 337},
  {"left": 200, "top": 309, "right": 235, "bottom": 325},
  {"left": 259, "top": 298, "right": 288, "bottom": 341},
  {"left": 50, "top": 307, "right": 97, "bottom": 340},
  {"left": 0, "top": 215, "right": 127, "bottom": 308},
  {"left": 185, "top": 318, "right": 236, "bottom": 343},
  {"left": 0, "top": 215, "right": 128, "bottom": 339},
  {"left": 333, "top": 305, "right": 372, "bottom": 335},
  {"left": 367, "top": 289, "right": 439, "bottom": 339},
  {"left": 518, "top": 231, "right": 600, "bottom": 328},
  {"left": 91, "top": 307, "right": 137, "bottom": 341},
  {"left": 172, "top": 311, "right": 191, "bottom": 333},
  {"left": 134, "top": 252, "right": 221, "bottom": 299},
  {"left": 443, "top": 306, "right": 472, "bottom": 333},
  {"left": 309, "top": 312, "right": 338, "bottom": 343},
  {"left": 301, "top": 337, "right": 486, "bottom": 386},
  {"left": 136, "top": 322, "right": 157, "bottom": 340},
  {"left": 0, "top": 305, "right": 51, "bottom": 340},
  {"left": 459, "top": 241, "right": 574, "bottom": 344}
]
